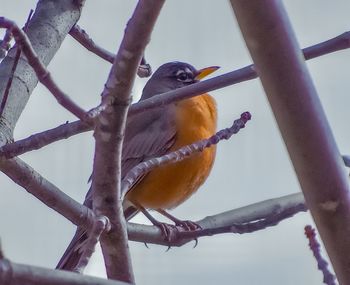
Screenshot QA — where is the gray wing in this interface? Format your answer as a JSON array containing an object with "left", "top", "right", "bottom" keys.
[
  {"left": 56, "top": 107, "right": 176, "bottom": 270},
  {"left": 122, "top": 107, "right": 177, "bottom": 179}
]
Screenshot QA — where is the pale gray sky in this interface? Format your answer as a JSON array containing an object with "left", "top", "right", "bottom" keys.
[{"left": 1, "top": 1, "right": 350, "bottom": 284}]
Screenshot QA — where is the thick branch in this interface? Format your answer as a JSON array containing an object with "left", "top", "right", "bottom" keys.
[
  {"left": 0, "top": 259, "right": 129, "bottom": 285},
  {"left": 1, "top": 31, "right": 348, "bottom": 157},
  {"left": 229, "top": 1, "right": 350, "bottom": 283},
  {"left": 0, "top": 17, "right": 86, "bottom": 120},
  {"left": 91, "top": 0, "right": 164, "bottom": 282},
  {"left": 0, "top": 0, "right": 84, "bottom": 145},
  {"left": 0, "top": 157, "right": 94, "bottom": 230}
]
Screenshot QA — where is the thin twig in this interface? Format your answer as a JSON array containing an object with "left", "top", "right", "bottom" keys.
[
  {"left": 0, "top": 17, "right": 86, "bottom": 120},
  {"left": 69, "top": 24, "right": 152, "bottom": 78},
  {"left": 0, "top": 120, "right": 91, "bottom": 158},
  {"left": 122, "top": 112, "right": 251, "bottom": 196},
  {"left": 0, "top": 10, "right": 33, "bottom": 117},
  {"left": 304, "top": 225, "right": 337, "bottom": 285},
  {"left": 69, "top": 24, "right": 115, "bottom": 63},
  {"left": 75, "top": 216, "right": 111, "bottom": 273},
  {"left": 0, "top": 29, "right": 12, "bottom": 58}
]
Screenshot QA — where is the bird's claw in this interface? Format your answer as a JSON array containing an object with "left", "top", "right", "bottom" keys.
[{"left": 175, "top": 220, "right": 201, "bottom": 231}]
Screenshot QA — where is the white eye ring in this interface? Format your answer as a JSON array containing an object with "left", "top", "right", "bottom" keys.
[{"left": 176, "top": 70, "right": 193, "bottom": 82}]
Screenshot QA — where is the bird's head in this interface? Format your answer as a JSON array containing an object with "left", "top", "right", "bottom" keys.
[{"left": 141, "top": 61, "right": 219, "bottom": 100}]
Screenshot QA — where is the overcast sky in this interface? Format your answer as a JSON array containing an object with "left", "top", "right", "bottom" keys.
[{"left": 1, "top": 1, "right": 350, "bottom": 284}]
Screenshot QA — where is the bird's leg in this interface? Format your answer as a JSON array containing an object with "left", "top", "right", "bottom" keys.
[
  {"left": 157, "top": 209, "right": 201, "bottom": 231},
  {"left": 138, "top": 206, "right": 176, "bottom": 243}
]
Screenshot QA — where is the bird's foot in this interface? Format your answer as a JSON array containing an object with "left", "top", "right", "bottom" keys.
[
  {"left": 153, "top": 220, "right": 178, "bottom": 243},
  {"left": 174, "top": 219, "right": 201, "bottom": 231}
]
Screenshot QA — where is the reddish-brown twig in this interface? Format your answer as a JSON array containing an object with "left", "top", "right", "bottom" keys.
[
  {"left": 0, "top": 17, "right": 86, "bottom": 120},
  {"left": 122, "top": 112, "right": 251, "bottom": 196},
  {"left": 305, "top": 225, "right": 337, "bottom": 285}
]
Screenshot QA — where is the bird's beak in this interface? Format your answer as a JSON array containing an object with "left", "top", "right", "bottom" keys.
[{"left": 195, "top": 66, "right": 220, "bottom": 80}]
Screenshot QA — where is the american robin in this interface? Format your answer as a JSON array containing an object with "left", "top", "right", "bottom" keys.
[{"left": 56, "top": 61, "right": 219, "bottom": 271}]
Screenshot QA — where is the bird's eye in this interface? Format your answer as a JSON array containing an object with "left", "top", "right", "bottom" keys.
[{"left": 176, "top": 70, "right": 192, "bottom": 82}]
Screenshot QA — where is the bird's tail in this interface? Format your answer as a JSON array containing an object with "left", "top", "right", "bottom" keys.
[{"left": 56, "top": 203, "right": 139, "bottom": 271}]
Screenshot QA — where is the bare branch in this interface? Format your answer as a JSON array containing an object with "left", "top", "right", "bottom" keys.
[
  {"left": 304, "top": 225, "right": 337, "bottom": 285},
  {"left": 0, "top": 157, "right": 95, "bottom": 231},
  {"left": 0, "top": 120, "right": 91, "bottom": 158},
  {"left": 229, "top": 0, "right": 350, "bottom": 283},
  {"left": 2, "top": 31, "right": 346, "bottom": 155},
  {"left": 127, "top": 192, "right": 306, "bottom": 246},
  {"left": 122, "top": 112, "right": 251, "bottom": 196},
  {"left": 69, "top": 24, "right": 115, "bottom": 63},
  {"left": 69, "top": 24, "right": 152, "bottom": 78},
  {"left": 91, "top": 0, "right": 164, "bottom": 282},
  {"left": 0, "top": 0, "right": 84, "bottom": 144},
  {"left": 0, "top": 17, "right": 86, "bottom": 120},
  {"left": 75, "top": 216, "right": 111, "bottom": 273},
  {"left": 0, "top": 258, "right": 130, "bottom": 285}
]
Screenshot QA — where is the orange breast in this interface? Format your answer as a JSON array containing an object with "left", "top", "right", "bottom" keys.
[{"left": 126, "top": 94, "right": 217, "bottom": 210}]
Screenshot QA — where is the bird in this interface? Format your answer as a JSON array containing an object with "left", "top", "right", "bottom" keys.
[{"left": 56, "top": 61, "right": 219, "bottom": 271}]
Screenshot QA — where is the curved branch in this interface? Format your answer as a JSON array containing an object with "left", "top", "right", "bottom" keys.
[{"left": 0, "top": 17, "right": 86, "bottom": 120}]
